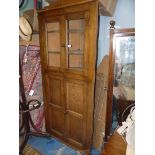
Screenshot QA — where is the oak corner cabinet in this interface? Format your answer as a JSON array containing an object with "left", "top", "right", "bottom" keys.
[{"left": 38, "top": 1, "right": 98, "bottom": 152}]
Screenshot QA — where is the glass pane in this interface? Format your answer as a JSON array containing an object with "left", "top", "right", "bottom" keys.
[
  {"left": 68, "top": 54, "right": 83, "bottom": 69},
  {"left": 114, "top": 36, "right": 135, "bottom": 90},
  {"left": 48, "top": 53, "right": 60, "bottom": 67},
  {"left": 46, "top": 22, "right": 61, "bottom": 67},
  {"left": 67, "top": 19, "right": 85, "bottom": 70},
  {"left": 69, "top": 20, "right": 84, "bottom": 30},
  {"left": 47, "top": 33, "right": 60, "bottom": 51},
  {"left": 68, "top": 19, "right": 84, "bottom": 51},
  {"left": 47, "top": 22, "right": 59, "bottom": 31},
  {"left": 69, "top": 33, "right": 84, "bottom": 51}
]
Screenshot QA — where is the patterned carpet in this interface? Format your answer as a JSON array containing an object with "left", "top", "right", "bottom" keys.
[
  {"left": 23, "top": 144, "right": 41, "bottom": 155},
  {"left": 19, "top": 45, "right": 45, "bottom": 132},
  {"left": 27, "top": 136, "right": 100, "bottom": 155}
]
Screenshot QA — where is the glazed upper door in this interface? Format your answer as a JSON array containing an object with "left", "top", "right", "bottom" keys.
[
  {"left": 63, "top": 13, "right": 88, "bottom": 77},
  {"left": 66, "top": 18, "right": 85, "bottom": 70},
  {"left": 44, "top": 13, "right": 88, "bottom": 77},
  {"left": 45, "top": 16, "right": 62, "bottom": 70}
]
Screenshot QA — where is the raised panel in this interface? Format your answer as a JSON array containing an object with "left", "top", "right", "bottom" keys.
[
  {"left": 67, "top": 114, "right": 83, "bottom": 145},
  {"left": 66, "top": 81, "right": 84, "bottom": 114},
  {"left": 49, "top": 77, "right": 62, "bottom": 107},
  {"left": 49, "top": 106, "right": 65, "bottom": 136}
]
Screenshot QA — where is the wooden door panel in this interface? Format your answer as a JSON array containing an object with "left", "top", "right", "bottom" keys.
[
  {"left": 49, "top": 77, "right": 62, "bottom": 107},
  {"left": 65, "top": 79, "right": 87, "bottom": 146},
  {"left": 46, "top": 75, "right": 65, "bottom": 137},
  {"left": 49, "top": 106, "right": 65, "bottom": 136},
  {"left": 66, "top": 81, "right": 84, "bottom": 114},
  {"left": 67, "top": 114, "right": 83, "bottom": 146}
]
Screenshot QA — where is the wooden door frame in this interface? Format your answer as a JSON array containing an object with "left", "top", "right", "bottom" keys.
[{"left": 104, "top": 20, "right": 135, "bottom": 141}]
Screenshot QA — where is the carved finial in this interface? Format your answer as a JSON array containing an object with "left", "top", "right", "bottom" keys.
[{"left": 110, "top": 20, "right": 115, "bottom": 29}]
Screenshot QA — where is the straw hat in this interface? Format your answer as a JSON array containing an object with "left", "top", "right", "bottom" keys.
[{"left": 19, "top": 16, "right": 32, "bottom": 41}]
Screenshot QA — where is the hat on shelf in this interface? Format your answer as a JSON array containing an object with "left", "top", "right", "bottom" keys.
[{"left": 19, "top": 16, "right": 32, "bottom": 41}]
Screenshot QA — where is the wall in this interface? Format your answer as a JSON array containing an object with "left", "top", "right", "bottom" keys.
[
  {"left": 19, "top": 0, "right": 34, "bottom": 14},
  {"left": 97, "top": 0, "right": 135, "bottom": 65},
  {"left": 19, "top": 0, "right": 42, "bottom": 15}
]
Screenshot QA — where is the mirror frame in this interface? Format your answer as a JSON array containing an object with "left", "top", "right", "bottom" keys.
[{"left": 104, "top": 20, "right": 135, "bottom": 141}]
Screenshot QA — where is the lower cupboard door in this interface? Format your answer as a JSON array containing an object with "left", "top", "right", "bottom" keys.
[
  {"left": 46, "top": 75, "right": 65, "bottom": 138},
  {"left": 64, "top": 79, "right": 87, "bottom": 148}
]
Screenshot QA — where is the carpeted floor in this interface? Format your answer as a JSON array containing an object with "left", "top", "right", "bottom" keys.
[
  {"left": 27, "top": 136, "right": 100, "bottom": 155},
  {"left": 23, "top": 144, "right": 41, "bottom": 155}
]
